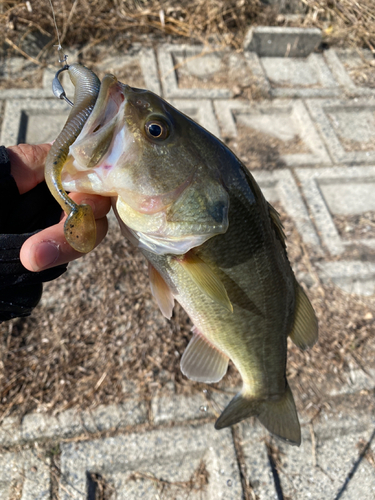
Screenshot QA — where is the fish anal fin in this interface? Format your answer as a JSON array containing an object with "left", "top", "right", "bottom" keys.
[
  {"left": 181, "top": 327, "right": 229, "bottom": 383},
  {"left": 176, "top": 252, "right": 233, "bottom": 313},
  {"left": 148, "top": 263, "right": 174, "bottom": 319},
  {"left": 290, "top": 283, "right": 318, "bottom": 350},
  {"left": 268, "top": 202, "right": 286, "bottom": 245},
  {"left": 215, "top": 384, "right": 301, "bottom": 447}
]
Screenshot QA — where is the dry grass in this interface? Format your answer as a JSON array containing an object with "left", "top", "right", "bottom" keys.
[
  {"left": 301, "top": 0, "right": 375, "bottom": 51},
  {"left": 1, "top": 0, "right": 277, "bottom": 61},
  {"left": 1, "top": 0, "right": 374, "bottom": 67}
]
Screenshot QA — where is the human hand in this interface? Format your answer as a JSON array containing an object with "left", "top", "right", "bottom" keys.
[{"left": 7, "top": 143, "right": 111, "bottom": 272}]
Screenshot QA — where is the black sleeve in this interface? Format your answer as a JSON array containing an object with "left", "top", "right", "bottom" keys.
[{"left": 0, "top": 146, "right": 68, "bottom": 322}]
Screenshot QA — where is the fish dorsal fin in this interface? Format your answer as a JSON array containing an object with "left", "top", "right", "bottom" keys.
[
  {"left": 148, "top": 263, "right": 175, "bottom": 319},
  {"left": 176, "top": 252, "right": 233, "bottom": 313},
  {"left": 268, "top": 202, "right": 286, "bottom": 245},
  {"left": 289, "top": 283, "right": 318, "bottom": 350},
  {"left": 181, "top": 327, "right": 229, "bottom": 383}
]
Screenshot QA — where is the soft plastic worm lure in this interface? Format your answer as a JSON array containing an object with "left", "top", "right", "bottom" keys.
[{"left": 45, "top": 64, "right": 101, "bottom": 252}]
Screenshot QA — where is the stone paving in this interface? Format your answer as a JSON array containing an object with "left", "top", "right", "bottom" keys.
[{"left": 1, "top": 27, "right": 375, "bottom": 499}]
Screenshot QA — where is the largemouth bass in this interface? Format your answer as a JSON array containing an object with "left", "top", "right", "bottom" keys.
[{"left": 46, "top": 64, "right": 318, "bottom": 446}]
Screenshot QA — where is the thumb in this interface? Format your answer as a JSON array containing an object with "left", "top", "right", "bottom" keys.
[{"left": 7, "top": 143, "right": 51, "bottom": 194}]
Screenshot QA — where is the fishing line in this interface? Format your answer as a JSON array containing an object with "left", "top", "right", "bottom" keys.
[{"left": 47, "top": 0, "right": 68, "bottom": 65}]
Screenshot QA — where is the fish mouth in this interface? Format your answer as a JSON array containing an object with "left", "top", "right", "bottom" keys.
[
  {"left": 68, "top": 75, "right": 127, "bottom": 171},
  {"left": 64, "top": 76, "right": 194, "bottom": 216}
]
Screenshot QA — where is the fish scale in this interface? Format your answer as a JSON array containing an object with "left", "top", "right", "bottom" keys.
[{"left": 46, "top": 63, "right": 318, "bottom": 446}]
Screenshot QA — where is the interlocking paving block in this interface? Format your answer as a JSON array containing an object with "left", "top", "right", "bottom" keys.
[
  {"left": 238, "top": 421, "right": 277, "bottom": 499},
  {"left": 306, "top": 98, "right": 375, "bottom": 164},
  {"left": 169, "top": 99, "right": 221, "bottom": 138},
  {"left": 93, "top": 46, "right": 161, "bottom": 96},
  {"left": 253, "top": 169, "right": 321, "bottom": 249},
  {"left": 0, "top": 449, "right": 50, "bottom": 500},
  {"left": 259, "top": 53, "right": 341, "bottom": 98},
  {"left": 276, "top": 410, "right": 375, "bottom": 499},
  {"left": 0, "top": 416, "right": 22, "bottom": 447},
  {"left": 151, "top": 391, "right": 234, "bottom": 425},
  {"left": 244, "top": 27, "right": 322, "bottom": 58},
  {"left": 79, "top": 401, "right": 148, "bottom": 433},
  {"left": 214, "top": 99, "right": 330, "bottom": 166},
  {"left": 59, "top": 424, "right": 242, "bottom": 499},
  {"left": 0, "top": 58, "right": 50, "bottom": 100},
  {"left": 296, "top": 166, "right": 375, "bottom": 256},
  {"left": 317, "top": 261, "right": 375, "bottom": 296},
  {"left": 326, "top": 364, "right": 375, "bottom": 396},
  {"left": 20, "top": 402, "right": 148, "bottom": 443},
  {"left": 0, "top": 99, "right": 69, "bottom": 146},
  {"left": 158, "top": 44, "right": 267, "bottom": 99},
  {"left": 324, "top": 48, "right": 375, "bottom": 97},
  {"left": 0, "top": 402, "right": 147, "bottom": 447}
]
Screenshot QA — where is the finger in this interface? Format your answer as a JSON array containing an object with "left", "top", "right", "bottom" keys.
[
  {"left": 7, "top": 143, "right": 51, "bottom": 194},
  {"left": 20, "top": 216, "right": 109, "bottom": 272}
]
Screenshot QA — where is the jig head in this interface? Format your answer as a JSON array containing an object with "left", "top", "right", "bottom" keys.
[{"left": 52, "top": 65, "right": 74, "bottom": 107}]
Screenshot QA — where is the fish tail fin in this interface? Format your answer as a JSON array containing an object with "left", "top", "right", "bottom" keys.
[
  {"left": 215, "top": 384, "right": 301, "bottom": 447},
  {"left": 258, "top": 384, "right": 301, "bottom": 446}
]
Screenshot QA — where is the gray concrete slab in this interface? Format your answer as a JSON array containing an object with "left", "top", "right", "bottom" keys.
[
  {"left": 151, "top": 391, "right": 234, "bottom": 425},
  {"left": 238, "top": 421, "right": 278, "bottom": 499},
  {"left": 244, "top": 27, "right": 322, "bottom": 58},
  {"left": 296, "top": 166, "right": 375, "bottom": 256},
  {"left": 306, "top": 98, "right": 375, "bottom": 164},
  {"left": 214, "top": 99, "right": 331, "bottom": 165},
  {"left": 317, "top": 260, "right": 375, "bottom": 296},
  {"left": 276, "top": 411, "right": 375, "bottom": 499},
  {"left": 324, "top": 48, "right": 375, "bottom": 97},
  {"left": 0, "top": 449, "right": 50, "bottom": 500},
  {"left": 158, "top": 44, "right": 266, "bottom": 99},
  {"left": 59, "top": 424, "right": 242, "bottom": 499},
  {"left": 0, "top": 402, "right": 147, "bottom": 447},
  {"left": 94, "top": 46, "right": 161, "bottom": 96},
  {"left": 0, "top": 98, "right": 69, "bottom": 146},
  {"left": 260, "top": 53, "right": 341, "bottom": 98}
]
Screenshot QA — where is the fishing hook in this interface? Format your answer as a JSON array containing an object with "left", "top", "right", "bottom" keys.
[{"left": 52, "top": 65, "right": 74, "bottom": 107}]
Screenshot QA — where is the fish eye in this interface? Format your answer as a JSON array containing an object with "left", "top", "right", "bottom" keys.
[{"left": 145, "top": 120, "right": 169, "bottom": 140}]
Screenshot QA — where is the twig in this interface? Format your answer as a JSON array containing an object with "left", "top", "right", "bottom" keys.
[
  {"left": 309, "top": 422, "right": 317, "bottom": 467},
  {"left": 5, "top": 37, "right": 43, "bottom": 66}
]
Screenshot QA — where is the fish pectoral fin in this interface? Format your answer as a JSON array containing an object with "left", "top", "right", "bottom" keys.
[
  {"left": 215, "top": 384, "right": 301, "bottom": 447},
  {"left": 181, "top": 327, "right": 229, "bottom": 383},
  {"left": 289, "top": 283, "right": 318, "bottom": 350},
  {"left": 148, "top": 263, "right": 174, "bottom": 319},
  {"left": 176, "top": 252, "right": 233, "bottom": 313}
]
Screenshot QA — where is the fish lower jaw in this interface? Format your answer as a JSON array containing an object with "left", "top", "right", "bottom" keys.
[{"left": 130, "top": 229, "right": 214, "bottom": 255}]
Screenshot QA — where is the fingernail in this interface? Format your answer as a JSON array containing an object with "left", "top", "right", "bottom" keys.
[
  {"left": 82, "top": 199, "right": 95, "bottom": 211},
  {"left": 32, "top": 241, "right": 60, "bottom": 271}
]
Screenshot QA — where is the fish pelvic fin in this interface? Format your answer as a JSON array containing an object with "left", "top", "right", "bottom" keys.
[
  {"left": 148, "top": 263, "right": 174, "bottom": 319},
  {"left": 289, "top": 282, "right": 318, "bottom": 350},
  {"left": 215, "top": 384, "right": 301, "bottom": 447}
]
